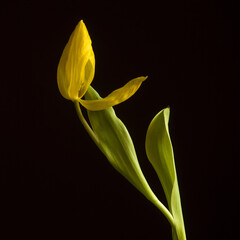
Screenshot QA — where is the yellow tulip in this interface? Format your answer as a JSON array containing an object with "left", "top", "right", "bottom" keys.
[{"left": 57, "top": 20, "right": 147, "bottom": 111}]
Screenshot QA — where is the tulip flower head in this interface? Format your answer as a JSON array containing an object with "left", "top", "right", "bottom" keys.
[{"left": 57, "top": 20, "right": 147, "bottom": 111}]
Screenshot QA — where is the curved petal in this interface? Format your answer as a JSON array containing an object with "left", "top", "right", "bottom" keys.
[
  {"left": 57, "top": 20, "right": 95, "bottom": 100},
  {"left": 57, "top": 32, "right": 74, "bottom": 100},
  {"left": 79, "top": 76, "right": 147, "bottom": 111}
]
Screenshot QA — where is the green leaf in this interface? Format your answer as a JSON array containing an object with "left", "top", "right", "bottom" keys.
[
  {"left": 145, "top": 108, "right": 186, "bottom": 240},
  {"left": 84, "top": 86, "right": 153, "bottom": 197},
  {"left": 83, "top": 86, "right": 174, "bottom": 225}
]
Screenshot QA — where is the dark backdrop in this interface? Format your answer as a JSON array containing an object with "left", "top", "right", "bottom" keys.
[{"left": 1, "top": 0, "right": 239, "bottom": 239}]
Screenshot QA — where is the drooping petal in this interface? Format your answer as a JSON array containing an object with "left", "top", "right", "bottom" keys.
[
  {"left": 57, "top": 20, "right": 95, "bottom": 100},
  {"left": 79, "top": 76, "right": 147, "bottom": 111}
]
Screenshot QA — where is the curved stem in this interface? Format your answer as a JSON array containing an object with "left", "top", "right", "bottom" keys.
[
  {"left": 154, "top": 198, "right": 175, "bottom": 228},
  {"left": 74, "top": 101, "right": 99, "bottom": 146}
]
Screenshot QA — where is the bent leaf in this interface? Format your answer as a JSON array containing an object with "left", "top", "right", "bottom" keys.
[
  {"left": 145, "top": 108, "right": 186, "bottom": 240},
  {"left": 84, "top": 86, "right": 153, "bottom": 196},
  {"left": 79, "top": 76, "right": 147, "bottom": 111},
  {"left": 84, "top": 86, "right": 173, "bottom": 224}
]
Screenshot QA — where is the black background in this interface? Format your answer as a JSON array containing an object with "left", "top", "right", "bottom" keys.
[{"left": 1, "top": 0, "right": 239, "bottom": 239}]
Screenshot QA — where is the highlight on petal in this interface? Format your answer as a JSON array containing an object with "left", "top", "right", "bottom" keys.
[
  {"left": 57, "top": 20, "right": 95, "bottom": 100},
  {"left": 79, "top": 76, "right": 147, "bottom": 111},
  {"left": 77, "top": 50, "right": 95, "bottom": 98}
]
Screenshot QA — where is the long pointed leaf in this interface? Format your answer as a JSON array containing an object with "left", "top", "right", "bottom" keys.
[{"left": 145, "top": 108, "right": 186, "bottom": 240}]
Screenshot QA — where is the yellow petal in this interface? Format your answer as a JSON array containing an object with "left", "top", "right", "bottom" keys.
[
  {"left": 79, "top": 76, "right": 147, "bottom": 111},
  {"left": 57, "top": 20, "right": 95, "bottom": 100}
]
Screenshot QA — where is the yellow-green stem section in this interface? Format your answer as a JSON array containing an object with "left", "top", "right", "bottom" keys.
[{"left": 74, "top": 101, "right": 99, "bottom": 146}]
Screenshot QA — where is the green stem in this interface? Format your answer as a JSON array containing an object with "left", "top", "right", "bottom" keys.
[
  {"left": 74, "top": 101, "right": 99, "bottom": 146},
  {"left": 153, "top": 198, "right": 175, "bottom": 228}
]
